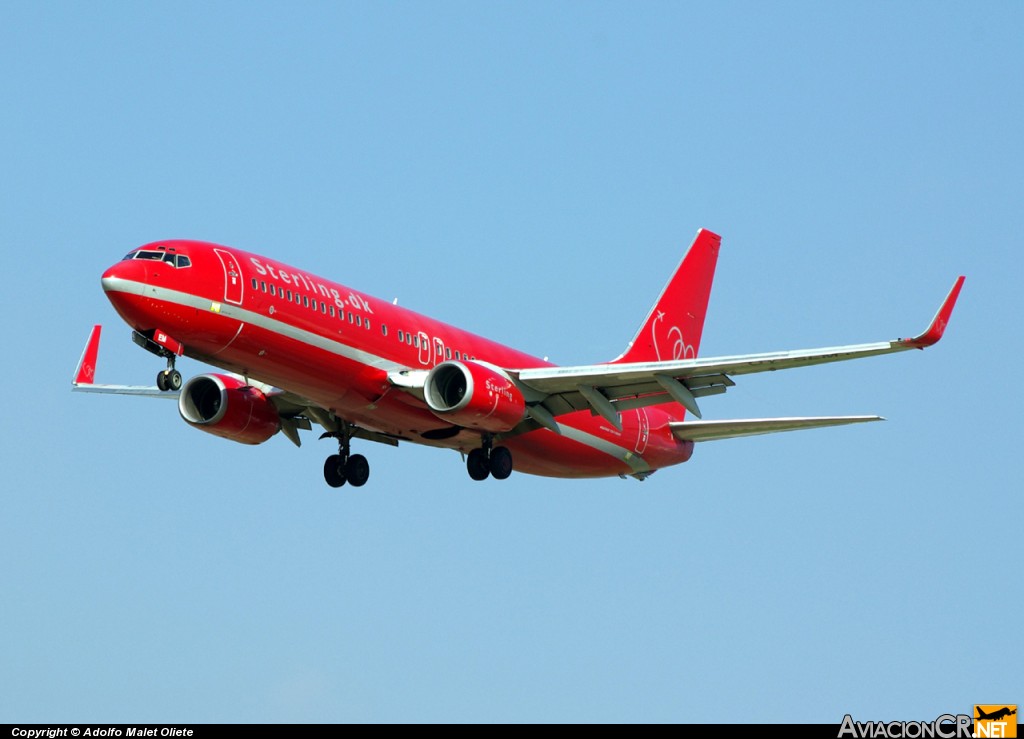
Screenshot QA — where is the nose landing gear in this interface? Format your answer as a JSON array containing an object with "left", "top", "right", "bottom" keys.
[
  {"left": 131, "top": 329, "right": 184, "bottom": 392},
  {"left": 156, "top": 359, "right": 182, "bottom": 392}
]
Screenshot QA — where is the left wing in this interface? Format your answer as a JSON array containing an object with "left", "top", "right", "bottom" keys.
[
  {"left": 510, "top": 276, "right": 964, "bottom": 425},
  {"left": 71, "top": 325, "right": 177, "bottom": 398},
  {"left": 72, "top": 325, "right": 397, "bottom": 450}
]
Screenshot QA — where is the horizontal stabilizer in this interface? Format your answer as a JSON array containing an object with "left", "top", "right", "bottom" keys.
[{"left": 670, "top": 415, "right": 883, "bottom": 442}]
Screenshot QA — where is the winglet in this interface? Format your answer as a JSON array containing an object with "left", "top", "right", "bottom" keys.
[
  {"left": 899, "top": 276, "right": 965, "bottom": 349},
  {"left": 73, "top": 325, "right": 102, "bottom": 386}
]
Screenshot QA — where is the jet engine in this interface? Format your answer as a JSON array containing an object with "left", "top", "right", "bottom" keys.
[
  {"left": 424, "top": 361, "right": 526, "bottom": 433},
  {"left": 178, "top": 374, "right": 280, "bottom": 445}
]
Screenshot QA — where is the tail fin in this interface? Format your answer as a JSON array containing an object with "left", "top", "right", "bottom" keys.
[{"left": 613, "top": 229, "right": 721, "bottom": 363}]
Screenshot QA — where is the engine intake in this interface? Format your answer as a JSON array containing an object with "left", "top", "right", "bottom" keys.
[
  {"left": 178, "top": 374, "right": 280, "bottom": 445},
  {"left": 424, "top": 361, "right": 525, "bottom": 433}
]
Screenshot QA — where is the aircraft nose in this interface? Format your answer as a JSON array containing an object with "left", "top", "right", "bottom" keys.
[{"left": 101, "top": 259, "right": 145, "bottom": 295}]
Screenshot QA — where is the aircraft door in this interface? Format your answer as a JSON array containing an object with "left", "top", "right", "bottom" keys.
[
  {"left": 634, "top": 408, "right": 650, "bottom": 454},
  {"left": 214, "top": 248, "right": 244, "bottom": 305},
  {"left": 417, "top": 331, "right": 431, "bottom": 366}
]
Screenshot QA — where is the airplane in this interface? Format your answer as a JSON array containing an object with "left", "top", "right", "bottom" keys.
[
  {"left": 976, "top": 707, "right": 1017, "bottom": 722},
  {"left": 72, "top": 229, "right": 964, "bottom": 487}
]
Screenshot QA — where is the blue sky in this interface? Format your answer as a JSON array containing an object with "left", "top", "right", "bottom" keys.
[{"left": 1, "top": 2, "right": 1020, "bottom": 723}]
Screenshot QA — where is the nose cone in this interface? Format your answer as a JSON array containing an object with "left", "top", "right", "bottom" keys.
[
  {"left": 101, "top": 258, "right": 150, "bottom": 329},
  {"left": 101, "top": 260, "right": 145, "bottom": 295}
]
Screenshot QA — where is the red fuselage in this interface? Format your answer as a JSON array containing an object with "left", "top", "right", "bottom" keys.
[{"left": 101, "top": 240, "right": 694, "bottom": 479}]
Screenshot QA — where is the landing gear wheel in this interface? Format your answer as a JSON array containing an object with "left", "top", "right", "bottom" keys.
[
  {"left": 321, "top": 422, "right": 373, "bottom": 489},
  {"left": 324, "top": 454, "right": 347, "bottom": 488},
  {"left": 345, "top": 454, "right": 370, "bottom": 487},
  {"left": 490, "top": 446, "right": 513, "bottom": 480},
  {"left": 467, "top": 448, "right": 491, "bottom": 481},
  {"left": 156, "top": 369, "right": 182, "bottom": 392}
]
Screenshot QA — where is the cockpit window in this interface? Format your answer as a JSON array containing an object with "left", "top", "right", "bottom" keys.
[
  {"left": 162, "top": 252, "right": 191, "bottom": 268},
  {"left": 133, "top": 250, "right": 166, "bottom": 261},
  {"left": 121, "top": 249, "right": 191, "bottom": 268}
]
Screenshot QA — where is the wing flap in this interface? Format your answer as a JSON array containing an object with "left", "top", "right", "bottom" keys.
[{"left": 670, "top": 415, "right": 883, "bottom": 442}]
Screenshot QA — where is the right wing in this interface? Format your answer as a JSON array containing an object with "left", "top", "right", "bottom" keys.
[{"left": 510, "top": 276, "right": 964, "bottom": 427}]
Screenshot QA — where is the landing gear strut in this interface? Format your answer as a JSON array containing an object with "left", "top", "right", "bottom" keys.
[
  {"left": 132, "top": 330, "right": 183, "bottom": 392},
  {"left": 466, "top": 436, "right": 513, "bottom": 481},
  {"left": 320, "top": 424, "right": 370, "bottom": 488}
]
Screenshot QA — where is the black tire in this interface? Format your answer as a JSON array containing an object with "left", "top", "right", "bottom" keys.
[
  {"left": 156, "top": 371, "right": 168, "bottom": 392},
  {"left": 467, "top": 448, "right": 490, "bottom": 481},
  {"left": 167, "top": 369, "right": 183, "bottom": 391},
  {"left": 490, "top": 446, "right": 513, "bottom": 480},
  {"left": 324, "top": 454, "right": 346, "bottom": 488},
  {"left": 345, "top": 454, "right": 370, "bottom": 487}
]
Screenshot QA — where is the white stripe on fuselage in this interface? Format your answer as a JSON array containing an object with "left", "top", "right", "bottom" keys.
[{"left": 105, "top": 276, "right": 653, "bottom": 473}]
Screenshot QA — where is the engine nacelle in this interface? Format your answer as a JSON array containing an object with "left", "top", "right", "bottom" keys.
[
  {"left": 424, "top": 361, "right": 526, "bottom": 433},
  {"left": 178, "top": 374, "right": 280, "bottom": 445}
]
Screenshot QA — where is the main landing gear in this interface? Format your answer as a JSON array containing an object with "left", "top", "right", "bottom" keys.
[
  {"left": 467, "top": 437, "right": 513, "bottom": 481},
  {"left": 320, "top": 426, "right": 369, "bottom": 488}
]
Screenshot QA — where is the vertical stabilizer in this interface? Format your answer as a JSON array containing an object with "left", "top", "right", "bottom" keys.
[{"left": 613, "top": 229, "right": 721, "bottom": 364}]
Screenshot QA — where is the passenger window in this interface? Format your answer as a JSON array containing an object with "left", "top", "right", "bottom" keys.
[
  {"left": 355, "top": 315, "right": 361, "bottom": 327},
  {"left": 260, "top": 281, "right": 267, "bottom": 292},
  {"left": 365, "top": 318, "right": 371, "bottom": 330},
  {"left": 382, "top": 325, "right": 388, "bottom": 337},
  {"left": 303, "top": 296, "right": 309, "bottom": 307},
  {"left": 251, "top": 278, "right": 258, "bottom": 289},
  {"left": 397, "top": 329, "right": 404, "bottom": 342},
  {"left": 269, "top": 284, "right": 276, "bottom": 296},
  {"left": 445, "top": 347, "right": 452, "bottom": 359},
  {"left": 287, "top": 290, "right": 293, "bottom": 301},
  {"left": 329, "top": 306, "right": 335, "bottom": 317}
]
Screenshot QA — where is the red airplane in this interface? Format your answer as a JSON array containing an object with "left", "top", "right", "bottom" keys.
[{"left": 72, "top": 230, "right": 964, "bottom": 487}]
